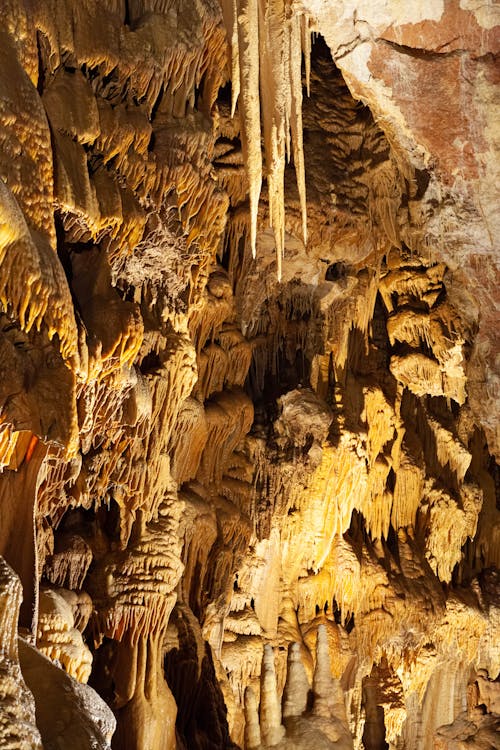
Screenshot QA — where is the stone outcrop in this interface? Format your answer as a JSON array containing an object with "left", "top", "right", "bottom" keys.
[{"left": 0, "top": 1, "right": 498, "bottom": 749}]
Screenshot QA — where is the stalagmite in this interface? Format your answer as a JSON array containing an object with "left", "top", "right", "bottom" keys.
[
  {"left": 0, "top": 557, "right": 43, "bottom": 749},
  {"left": 312, "top": 624, "right": 333, "bottom": 718},
  {"left": 244, "top": 686, "right": 262, "bottom": 749},
  {"left": 36, "top": 587, "right": 93, "bottom": 683},
  {"left": 282, "top": 642, "right": 309, "bottom": 719},
  {"left": 260, "top": 644, "right": 286, "bottom": 746}
]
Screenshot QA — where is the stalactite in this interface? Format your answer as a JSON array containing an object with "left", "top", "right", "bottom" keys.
[
  {"left": 170, "top": 397, "right": 208, "bottom": 483},
  {"left": 220, "top": 0, "right": 240, "bottom": 115},
  {"left": 222, "top": 0, "right": 311, "bottom": 277},
  {"left": 44, "top": 533, "right": 93, "bottom": 591},
  {"left": 422, "top": 482, "right": 483, "bottom": 583},
  {"left": 421, "top": 412, "right": 472, "bottom": 483},
  {"left": 197, "top": 388, "right": 254, "bottom": 485},
  {"left": 0, "top": 179, "right": 78, "bottom": 362},
  {"left": 234, "top": 0, "right": 262, "bottom": 258},
  {"left": 392, "top": 445, "right": 425, "bottom": 531}
]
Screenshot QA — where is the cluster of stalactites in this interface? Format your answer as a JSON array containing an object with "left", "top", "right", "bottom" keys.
[{"left": 221, "top": 0, "right": 311, "bottom": 279}]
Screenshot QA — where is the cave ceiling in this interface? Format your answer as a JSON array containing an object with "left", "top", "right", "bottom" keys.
[{"left": 0, "top": 1, "right": 499, "bottom": 749}]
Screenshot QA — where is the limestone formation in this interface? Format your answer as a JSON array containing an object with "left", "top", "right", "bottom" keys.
[{"left": 0, "top": 1, "right": 498, "bottom": 749}]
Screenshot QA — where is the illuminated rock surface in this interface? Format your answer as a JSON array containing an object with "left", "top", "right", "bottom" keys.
[{"left": 0, "top": 1, "right": 498, "bottom": 748}]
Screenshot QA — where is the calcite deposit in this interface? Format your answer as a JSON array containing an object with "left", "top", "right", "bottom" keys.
[{"left": 0, "top": 1, "right": 498, "bottom": 749}]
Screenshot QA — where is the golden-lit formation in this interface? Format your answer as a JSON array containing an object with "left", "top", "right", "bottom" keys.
[
  {"left": 221, "top": 0, "right": 310, "bottom": 276},
  {"left": 0, "top": 1, "right": 498, "bottom": 749}
]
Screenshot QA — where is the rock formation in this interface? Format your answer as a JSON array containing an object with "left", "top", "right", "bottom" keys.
[{"left": 0, "top": 1, "right": 498, "bottom": 748}]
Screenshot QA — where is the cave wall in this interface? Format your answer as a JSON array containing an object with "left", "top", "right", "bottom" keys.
[{"left": 0, "top": 1, "right": 498, "bottom": 749}]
